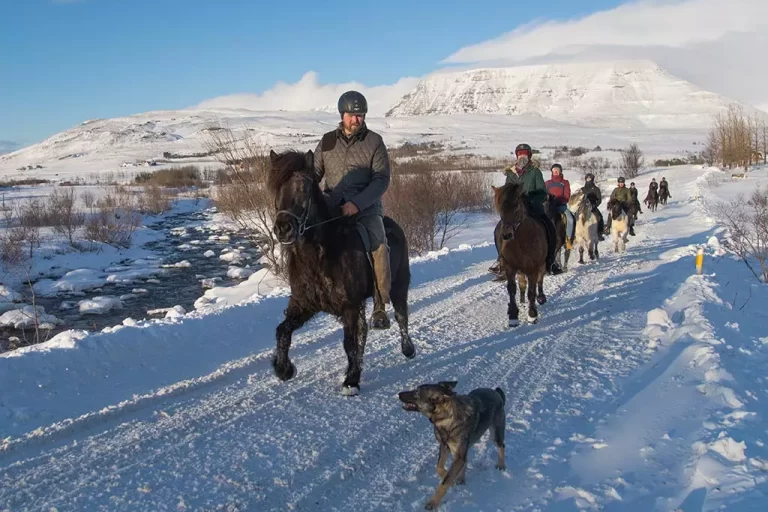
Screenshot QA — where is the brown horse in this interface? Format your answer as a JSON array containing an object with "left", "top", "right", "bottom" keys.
[{"left": 493, "top": 183, "right": 548, "bottom": 327}]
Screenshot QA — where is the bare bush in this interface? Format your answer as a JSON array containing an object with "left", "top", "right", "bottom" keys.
[
  {"left": 134, "top": 166, "right": 206, "bottom": 188},
  {"left": 48, "top": 187, "right": 85, "bottom": 245},
  {"left": 620, "top": 143, "right": 644, "bottom": 179},
  {"left": 137, "top": 184, "right": 171, "bottom": 214},
  {"left": 84, "top": 186, "right": 142, "bottom": 248},
  {"left": 203, "top": 127, "right": 284, "bottom": 275},
  {"left": 710, "top": 186, "right": 768, "bottom": 283},
  {"left": 81, "top": 190, "right": 96, "bottom": 212},
  {"left": 384, "top": 170, "right": 490, "bottom": 255},
  {"left": 572, "top": 156, "right": 611, "bottom": 183}
]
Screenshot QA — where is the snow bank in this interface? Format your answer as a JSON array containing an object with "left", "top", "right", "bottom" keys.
[{"left": 32, "top": 269, "right": 106, "bottom": 297}]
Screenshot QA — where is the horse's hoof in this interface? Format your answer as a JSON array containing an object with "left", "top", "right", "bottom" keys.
[
  {"left": 536, "top": 295, "right": 547, "bottom": 305},
  {"left": 273, "top": 359, "right": 296, "bottom": 382},
  {"left": 508, "top": 318, "right": 520, "bottom": 328},
  {"left": 579, "top": 260, "right": 585, "bottom": 265},
  {"left": 371, "top": 311, "right": 391, "bottom": 330},
  {"left": 341, "top": 384, "right": 360, "bottom": 397},
  {"left": 401, "top": 338, "right": 416, "bottom": 359},
  {"left": 527, "top": 315, "right": 538, "bottom": 324}
]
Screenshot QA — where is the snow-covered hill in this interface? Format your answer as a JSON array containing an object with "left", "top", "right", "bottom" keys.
[{"left": 386, "top": 61, "right": 742, "bottom": 128}]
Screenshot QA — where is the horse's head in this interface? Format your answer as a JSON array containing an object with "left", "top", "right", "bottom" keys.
[
  {"left": 492, "top": 183, "right": 527, "bottom": 239},
  {"left": 571, "top": 191, "right": 591, "bottom": 219},
  {"left": 268, "top": 149, "right": 320, "bottom": 245},
  {"left": 609, "top": 200, "right": 624, "bottom": 220}
]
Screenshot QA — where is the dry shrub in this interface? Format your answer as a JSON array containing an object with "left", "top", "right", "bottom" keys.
[
  {"left": 134, "top": 166, "right": 205, "bottom": 188},
  {"left": 137, "top": 184, "right": 171, "bottom": 214},
  {"left": 84, "top": 186, "right": 142, "bottom": 248},
  {"left": 621, "top": 143, "right": 644, "bottom": 179},
  {"left": 204, "top": 128, "right": 284, "bottom": 275},
  {"left": 385, "top": 170, "right": 491, "bottom": 255},
  {"left": 48, "top": 187, "right": 85, "bottom": 245},
  {"left": 710, "top": 186, "right": 768, "bottom": 283}
]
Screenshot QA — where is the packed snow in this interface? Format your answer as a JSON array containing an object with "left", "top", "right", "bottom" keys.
[{"left": 1, "top": 164, "right": 767, "bottom": 511}]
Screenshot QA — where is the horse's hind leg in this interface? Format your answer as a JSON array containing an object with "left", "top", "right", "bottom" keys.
[
  {"left": 527, "top": 272, "right": 539, "bottom": 323},
  {"left": 536, "top": 272, "right": 546, "bottom": 305},
  {"left": 578, "top": 246, "right": 585, "bottom": 264},
  {"left": 391, "top": 285, "right": 415, "bottom": 359},
  {"left": 273, "top": 299, "right": 314, "bottom": 381},
  {"left": 507, "top": 271, "right": 520, "bottom": 328},
  {"left": 341, "top": 303, "right": 368, "bottom": 396},
  {"left": 517, "top": 273, "right": 527, "bottom": 305}
]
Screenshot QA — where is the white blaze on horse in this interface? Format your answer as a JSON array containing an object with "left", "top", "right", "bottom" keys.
[
  {"left": 568, "top": 191, "right": 599, "bottom": 263},
  {"left": 608, "top": 200, "right": 630, "bottom": 253}
]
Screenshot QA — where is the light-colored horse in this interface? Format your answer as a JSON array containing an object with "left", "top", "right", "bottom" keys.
[
  {"left": 568, "top": 191, "right": 599, "bottom": 263},
  {"left": 608, "top": 201, "right": 630, "bottom": 253}
]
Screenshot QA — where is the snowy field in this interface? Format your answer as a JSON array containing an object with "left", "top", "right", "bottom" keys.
[{"left": 1, "top": 164, "right": 767, "bottom": 511}]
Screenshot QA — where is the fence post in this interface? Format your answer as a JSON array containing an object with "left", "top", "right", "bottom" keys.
[{"left": 695, "top": 246, "right": 704, "bottom": 275}]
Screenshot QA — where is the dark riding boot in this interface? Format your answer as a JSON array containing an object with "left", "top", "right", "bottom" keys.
[
  {"left": 370, "top": 245, "right": 391, "bottom": 330},
  {"left": 629, "top": 226, "right": 636, "bottom": 236},
  {"left": 490, "top": 221, "right": 506, "bottom": 280},
  {"left": 538, "top": 213, "right": 562, "bottom": 275}
]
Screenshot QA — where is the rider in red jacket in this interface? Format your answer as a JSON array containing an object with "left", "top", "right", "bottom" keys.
[{"left": 546, "top": 164, "right": 575, "bottom": 247}]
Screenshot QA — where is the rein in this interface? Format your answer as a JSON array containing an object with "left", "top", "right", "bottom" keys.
[{"left": 275, "top": 188, "right": 344, "bottom": 245}]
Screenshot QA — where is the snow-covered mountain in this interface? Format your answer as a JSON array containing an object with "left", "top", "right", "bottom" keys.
[
  {"left": 385, "top": 61, "right": 740, "bottom": 128},
  {"left": 2, "top": 60, "right": 760, "bottom": 178}
]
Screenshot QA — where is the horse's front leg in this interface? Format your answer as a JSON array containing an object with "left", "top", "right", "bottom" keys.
[
  {"left": 527, "top": 272, "right": 540, "bottom": 323},
  {"left": 507, "top": 270, "right": 520, "bottom": 327},
  {"left": 340, "top": 303, "right": 368, "bottom": 396},
  {"left": 273, "top": 299, "right": 315, "bottom": 381},
  {"left": 579, "top": 246, "right": 585, "bottom": 264}
]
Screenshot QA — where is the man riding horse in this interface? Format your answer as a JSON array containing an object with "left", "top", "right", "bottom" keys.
[
  {"left": 313, "top": 90, "right": 392, "bottom": 329},
  {"left": 629, "top": 182, "right": 642, "bottom": 217},
  {"left": 580, "top": 173, "right": 605, "bottom": 241},
  {"left": 490, "top": 143, "right": 564, "bottom": 278},
  {"left": 659, "top": 177, "right": 671, "bottom": 204},
  {"left": 604, "top": 177, "right": 636, "bottom": 237}
]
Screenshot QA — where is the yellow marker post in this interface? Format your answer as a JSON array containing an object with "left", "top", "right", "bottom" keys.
[{"left": 695, "top": 247, "right": 704, "bottom": 275}]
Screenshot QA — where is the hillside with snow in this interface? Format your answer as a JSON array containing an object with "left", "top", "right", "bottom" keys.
[
  {"left": 386, "top": 61, "right": 747, "bottom": 128},
  {"left": 2, "top": 165, "right": 768, "bottom": 511},
  {"left": 2, "top": 60, "right": 759, "bottom": 180}
]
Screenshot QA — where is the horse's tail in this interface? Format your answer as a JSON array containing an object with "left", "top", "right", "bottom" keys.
[{"left": 495, "top": 387, "right": 506, "bottom": 406}]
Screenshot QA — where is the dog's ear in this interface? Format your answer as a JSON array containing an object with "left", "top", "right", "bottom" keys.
[{"left": 438, "top": 381, "right": 458, "bottom": 393}]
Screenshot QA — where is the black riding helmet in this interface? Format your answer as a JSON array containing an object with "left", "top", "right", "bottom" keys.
[
  {"left": 515, "top": 143, "right": 532, "bottom": 157},
  {"left": 338, "top": 91, "right": 368, "bottom": 116},
  {"left": 551, "top": 163, "right": 563, "bottom": 172},
  {"left": 618, "top": 177, "right": 626, "bottom": 183},
  {"left": 585, "top": 173, "right": 594, "bottom": 181}
]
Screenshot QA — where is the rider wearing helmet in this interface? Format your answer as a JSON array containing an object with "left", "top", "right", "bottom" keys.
[
  {"left": 629, "top": 181, "right": 642, "bottom": 215},
  {"left": 659, "top": 177, "right": 671, "bottom": 199},
  {"left": 580, "top": 173, "right": 605, "bottom": 241},
  {"left": 313, "top": 90, "right": 393, "bottom": 328},
  {"left": 492, "top": 143, "right": 564, "bottom": 276},
  {"left": 605, "top": 177, "right": 636, "bottom": 236}
]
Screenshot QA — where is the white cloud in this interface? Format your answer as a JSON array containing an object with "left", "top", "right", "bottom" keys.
[
  {"left": 194, "top": 71, "right": 420, "bottom": 117},
  {"left": 442, "top": 0, "right": 768, "bottom": 107}
]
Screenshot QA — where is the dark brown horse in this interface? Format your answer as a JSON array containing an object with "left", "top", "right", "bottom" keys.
[
  {"left": 645, "top": 188, "right": 659, "bottom": 212},
  {"left": 268, "top": 150, "right": 415, "bottom": 396},
  {"left": 493, "top": 183, "right": 548, "bottom": 327}
]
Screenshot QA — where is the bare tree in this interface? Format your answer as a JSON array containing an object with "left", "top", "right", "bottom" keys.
[
  {"left": 81, "top": 190, "right": 96, "bottom": 213},
  {"left": 203, "top": 126, "right": 285, "bottom": 275},
  {"left": 620, "top": 143, "right": 644, "bottom": 179},
  {"left": 572, "top": 156, "right": 611, "bottom": 183},
  {"left": 710, "top": 186, "right": 768, "bottom": 284}
]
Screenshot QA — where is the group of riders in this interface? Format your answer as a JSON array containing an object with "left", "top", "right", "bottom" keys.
[
  {"left": 488, "top": 146, "right": 672, "bottom": 277},
  {"left": 311, "top": 90, "right": 672, "bottom": 319}
]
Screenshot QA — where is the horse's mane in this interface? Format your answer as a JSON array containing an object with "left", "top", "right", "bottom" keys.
[
  {"left": 267, "top": 150, "right": 316, "bottom": 195},
  {"left": 496, "top": 182, "right": 527, "bottom": 215}
]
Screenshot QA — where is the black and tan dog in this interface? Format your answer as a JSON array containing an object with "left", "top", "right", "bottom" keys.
[{"left": 398, "top": 381, "right": 506, "bottom": 510}]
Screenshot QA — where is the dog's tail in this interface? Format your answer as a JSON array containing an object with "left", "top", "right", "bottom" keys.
[{"left": 495, "top": 387, "right": 506, "bottom": 406}]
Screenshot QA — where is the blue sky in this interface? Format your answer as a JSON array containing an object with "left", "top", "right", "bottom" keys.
[{"left": 1, "top": 0, "right": 629, "bottom": 146}]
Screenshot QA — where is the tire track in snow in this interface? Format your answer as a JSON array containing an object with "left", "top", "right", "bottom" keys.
[{"left": 1, "top": 236, "right": 659, "bottom": 511}]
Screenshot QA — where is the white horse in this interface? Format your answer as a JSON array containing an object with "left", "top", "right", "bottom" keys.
[
  {"left": 569, "top": 191, "right": 599, "bottom": 263},
  {"left": 608, "top": 201, "right": 629, "bottom": 253}
]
